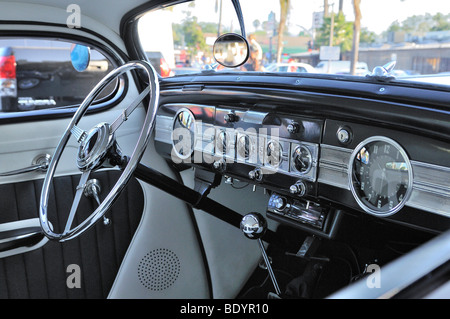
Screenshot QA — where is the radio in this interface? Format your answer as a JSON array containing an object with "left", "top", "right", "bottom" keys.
[{"left": 267, "top": 193, "right": 326, "bottom": 230}]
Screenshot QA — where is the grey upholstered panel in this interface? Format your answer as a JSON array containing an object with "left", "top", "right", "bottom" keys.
[{"left": 0, "top": 170, "right": 144, "bottom": 298}]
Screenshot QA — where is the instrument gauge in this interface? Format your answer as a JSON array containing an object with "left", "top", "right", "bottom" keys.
[
  {"left": 349, "top": 136, "right": 413, "bottom": 217},
  {"left": 266, "top": 140, "right": 283, "bottom": 168},
  {"left": 172, "top": 109, "right": 195, "bottom": 159},
  {"left": 237, "top": 134, "right": 251, "bottom": 159},
  {"left": 291, "top": 145, "right": 312, "bottom": 174},
  {"left": 216, "top": 129, "right": 228, "bottom": 155}
]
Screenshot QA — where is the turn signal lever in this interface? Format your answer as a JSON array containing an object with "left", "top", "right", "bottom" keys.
[{"left": 240, "top": 213, "right": 281, "bottom": 296}]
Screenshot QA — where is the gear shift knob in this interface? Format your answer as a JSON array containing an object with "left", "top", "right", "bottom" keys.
[
  {"left": 240, "top": 213, "right": 267, "bottom": 240},
  {"left": 240, "top": 213, "right": 281, "bottom": 296}
]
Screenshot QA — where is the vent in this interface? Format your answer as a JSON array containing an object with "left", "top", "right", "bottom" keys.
[{"left": 137, "top": 248, "right": 181, "bottom": 291}]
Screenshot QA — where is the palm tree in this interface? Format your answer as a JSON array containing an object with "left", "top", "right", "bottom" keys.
[
  {"left": 276, "top": 0, "right": 289, "bottom": 63},
  {"left": 350, "top": 0, "right": 361, "bottom": 75}
]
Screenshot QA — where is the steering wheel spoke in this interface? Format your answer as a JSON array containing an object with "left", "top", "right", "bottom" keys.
[
  {"left": 110, "top": 85, "right": 150, "bottom": 134},
  {"left": 63, "top": 170, "right": 91, "bottom": 235},
  {"left": 39, "top": 60, "right": 159, "bottom": 242}
]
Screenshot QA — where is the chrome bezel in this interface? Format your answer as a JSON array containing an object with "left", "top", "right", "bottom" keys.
[
  {"left": 291, "top": 144, "right": 313, "bottom": 175},
  {"left": 348, "top": 136, "right": 414, "bottom": 217},
  {"left": 171, "top": 108, "right": 196, "bottom": 160},
  {"left": 265, "top": 139, "right": 284, "bottom": 169}
]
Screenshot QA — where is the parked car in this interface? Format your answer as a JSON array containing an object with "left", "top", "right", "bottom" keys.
[
  {"left": 145, "top": 51, "right": 174, "bottom": 77},
  {"left": 265, "top": 62, "right": 315, "bottom": 73},
  {"left": 0, "top": 39, "right": 115, "bottom": 112},
  {"left": 0, "top": 0, "right": 448, "bottom": 305},
  {"left": 315, "top": 60, "right": 370, "bottom": 76}
]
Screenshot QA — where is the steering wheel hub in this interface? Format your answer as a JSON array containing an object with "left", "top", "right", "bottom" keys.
[{"left": 77, "top": 122, "right": 114, "bottom": 171}]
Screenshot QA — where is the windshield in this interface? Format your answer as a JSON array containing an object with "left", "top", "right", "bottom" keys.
[{"left": 137, "top": 0, "right": 450, "bottom": 87}]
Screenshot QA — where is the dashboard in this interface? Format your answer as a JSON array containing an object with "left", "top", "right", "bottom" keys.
[{"left": 154, "top": 94, "right": 450, "bottom": 236}]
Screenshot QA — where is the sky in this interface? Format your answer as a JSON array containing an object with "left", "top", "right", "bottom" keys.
[{"left": 173, "top": 0, "right": 450, "bottom": 35}]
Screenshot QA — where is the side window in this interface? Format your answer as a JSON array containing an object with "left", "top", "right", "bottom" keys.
[{"left": 0, "top": 38, "right": 116, "bottom": 113}]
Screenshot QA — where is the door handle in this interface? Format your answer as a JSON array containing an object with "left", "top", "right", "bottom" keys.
[
  {"left": 0, "top": 227, "right": 43, "bottom": 252},
  {"left": 0, "top": 154, "right": 51, "bottom": 177},
  {"left": 0, "top": 218, "right": 49, "bottom": 258}
]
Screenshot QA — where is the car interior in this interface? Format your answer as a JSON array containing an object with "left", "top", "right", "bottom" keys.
[{"left": 0, "top": 0, "right": 448, "bottom": 302}]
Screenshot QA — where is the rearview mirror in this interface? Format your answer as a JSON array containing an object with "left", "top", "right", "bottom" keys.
[
  {"left": 70, "top": 44, "right": 90, "bottom": 72},
  {"left": 213, "top": 33, "right": 249, "bottom": 68}
]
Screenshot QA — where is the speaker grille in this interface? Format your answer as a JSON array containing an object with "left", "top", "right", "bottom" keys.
[{"left": 138, "top": 248, "right": 181, "bottom": 291}]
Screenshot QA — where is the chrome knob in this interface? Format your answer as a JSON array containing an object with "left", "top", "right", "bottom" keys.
[
  {"left": 273, "top": 196, "right": 287, "bottom": 211},
  {"left": 213, "top": 159, "right": 226, "bottom": 171},
  {"left": 240, "top": 213, "right": 281, "bottom": 296},
  {"left": 224, "top": 112, "right": 238, "bottom": 123},
  {"left": 248, "top": 167, "right": 263, "bottom": 181},
  {"left": 287, "top": 122, "right": 300, "bottom": 134},
  {"left": 240, "top": 213, "right": 267, "bottom": 240},
  {"left": 289, "top": 180, "right": 306, "bottom": 196}
]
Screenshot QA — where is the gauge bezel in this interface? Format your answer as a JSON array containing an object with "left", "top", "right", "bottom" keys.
[
  {"left": 265, "top": 139, "right": 284, "bottom": 168},
  {"left": 291, "top": 144, "right": 313, "bottom": 175},
  {"left": 348, "top": 136, "right": 414, "bottom": 217},
  {"left": 171, "top": 108, "right": 196, "bottom": 160}
]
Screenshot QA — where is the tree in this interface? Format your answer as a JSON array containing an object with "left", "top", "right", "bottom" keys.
[
  {"left": 181, "top": 17, "right": 207, "bottom": 56},
  {"left": 315, "top": 12, "right": 353, "bottom": 52},
  {"left": 276, "top": 0, "right": 289, "bottom": 63},
  {"left": 350, "top": 0, "right": 361, "bottom": 75}
]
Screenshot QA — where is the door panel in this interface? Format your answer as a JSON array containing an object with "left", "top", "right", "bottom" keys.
[{"left": 0, "top": 170, "right": 144, "bottom": 298}]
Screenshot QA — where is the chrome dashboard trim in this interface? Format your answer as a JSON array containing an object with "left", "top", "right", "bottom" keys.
[
  {"left": 318, "top": 144, "right": 450, "bottom": 218},
  {"left": 318, "top": 144, "right": 352, "bottom": 190}
]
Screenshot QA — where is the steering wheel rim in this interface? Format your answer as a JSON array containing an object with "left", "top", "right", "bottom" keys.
[{"left": 39, "top": 60, "right": 159, "bottom": 242}]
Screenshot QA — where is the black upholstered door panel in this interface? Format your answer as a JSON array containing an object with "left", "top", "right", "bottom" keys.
[{"left": 0, "top": 170, "right": 144, "bottom": 298}]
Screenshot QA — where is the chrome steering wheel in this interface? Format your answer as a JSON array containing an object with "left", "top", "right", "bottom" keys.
[{"left": 39, "top": 60, "right": 159, "bottom": 242}]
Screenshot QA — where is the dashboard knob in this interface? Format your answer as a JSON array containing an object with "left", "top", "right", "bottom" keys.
[
  {"left": 224, "top": 112, "right": 238, "bottom": 123},
  {"left": 287, "top": 122, "right": 300, "bottom": 134},
  {"left": 213, "top": 159, "right": 226, "bottom": 171},
  {"left": 289, "top": 180, "right": 306, "bottom": 196},
  {"left": 273, "top": 196, "right": 287, "bottom": 210},
  {"left": 248, "top": 168, "right": 263, "bottom": 181}
]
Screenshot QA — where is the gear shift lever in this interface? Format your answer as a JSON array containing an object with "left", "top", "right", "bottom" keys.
[{"left": 240, "top": 213, "right": 281, "bottom": 296}]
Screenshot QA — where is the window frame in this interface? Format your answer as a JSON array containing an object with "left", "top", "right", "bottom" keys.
[{"left": 0, "top": 27, "right": 129, "bottom": 124}]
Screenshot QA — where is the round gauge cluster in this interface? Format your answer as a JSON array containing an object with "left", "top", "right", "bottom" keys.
[
  {"left": 172, "top": 109, "right": 196, "bottom": 159},
  {"left": 349, "top": 136, "right": 413, "bottom": 216}
]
